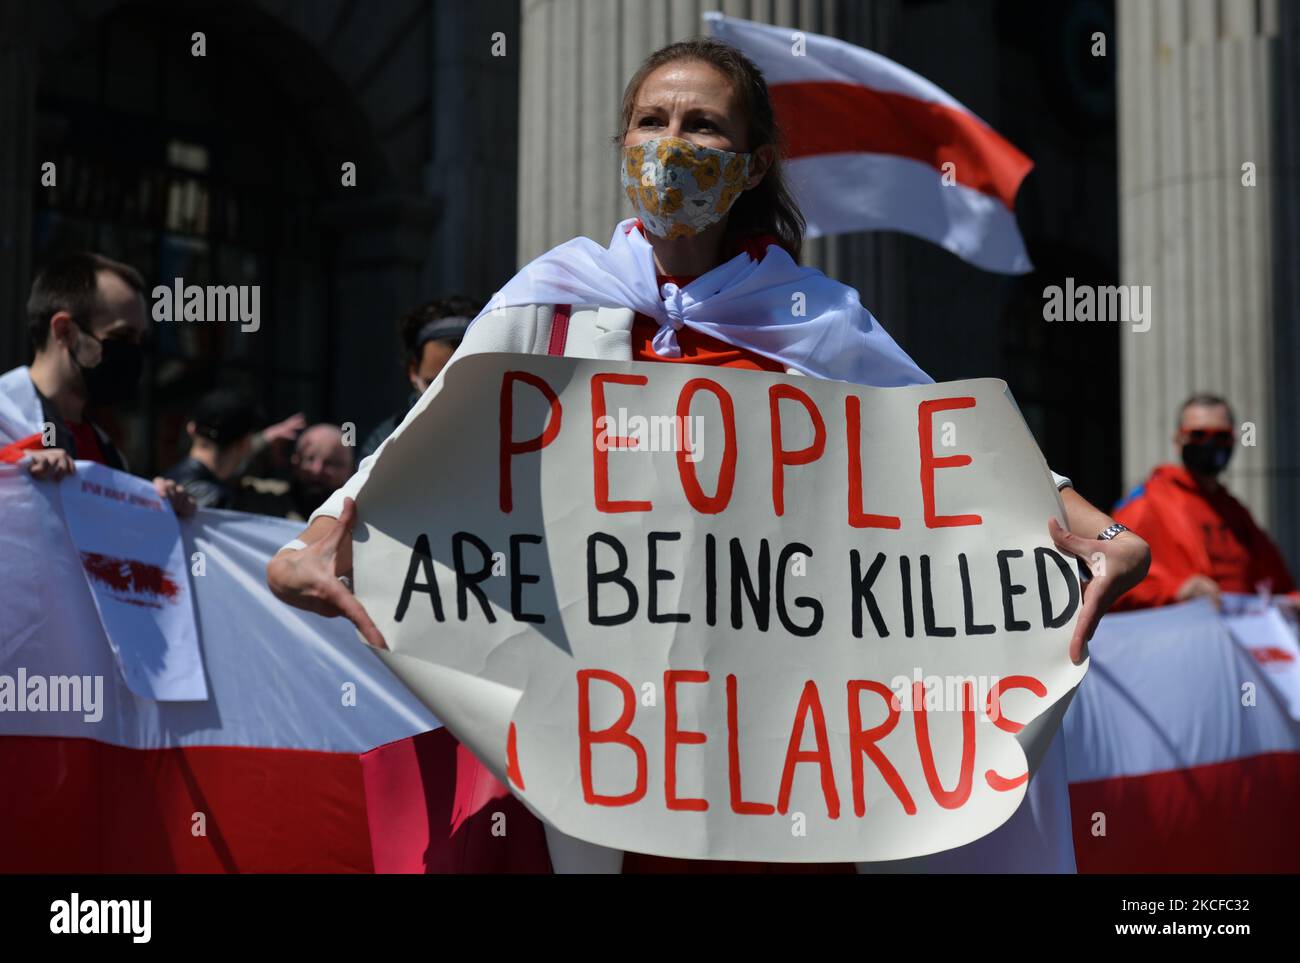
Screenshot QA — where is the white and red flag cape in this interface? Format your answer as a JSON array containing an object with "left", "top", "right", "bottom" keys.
[{"left": 706, "top": 13, "right": 1035, "bottom": 274}]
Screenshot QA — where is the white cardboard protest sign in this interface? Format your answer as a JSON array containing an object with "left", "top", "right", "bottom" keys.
[
  {"left": 59, "top": 462, "right": 207, "bottom": 702},
  {"left": 353, "top": 353, "right": 1087, "bottom": 862}
]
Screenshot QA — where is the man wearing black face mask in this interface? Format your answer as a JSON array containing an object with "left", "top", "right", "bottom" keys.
[
  {"left": 1110, "top": 393, "right": 1296, "bottom": 610},
  {"left": 0, "top": 252, "right": 193, "bottom": 515}
]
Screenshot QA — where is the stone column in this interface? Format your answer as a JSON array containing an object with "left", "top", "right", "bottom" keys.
[
  {"left": 425, "top": 0, "right": 521, "bottom": 301},
  {"left": 1269, "top": 3, "right": 1300, "bottom": 571},
  {"left": 1118, "top": 0, "right": 1300, "bottom": 568}
]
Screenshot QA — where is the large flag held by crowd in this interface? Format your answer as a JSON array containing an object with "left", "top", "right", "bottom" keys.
[
  {"left": 2, "top": 457, "right": 1298, "bottom": 870},
  {"left": 706, "top": 13, "right": 1036, "bottom": 275},
  {"left": 1065, "top": 598, "right": 1300, "bottom": 872}
]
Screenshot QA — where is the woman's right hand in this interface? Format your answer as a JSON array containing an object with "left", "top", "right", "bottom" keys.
[{"left": 266, "top": 497, "right": 388, "bottom": 649}]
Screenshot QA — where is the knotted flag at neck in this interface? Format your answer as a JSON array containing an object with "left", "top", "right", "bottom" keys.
[{"left": 479, "top": 217, "right": 933, "bottom": 387}]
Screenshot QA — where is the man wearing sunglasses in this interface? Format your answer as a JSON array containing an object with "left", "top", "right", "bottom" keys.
[{"left": 1110, "top": 393, "right": 1295, "bottom": 609}]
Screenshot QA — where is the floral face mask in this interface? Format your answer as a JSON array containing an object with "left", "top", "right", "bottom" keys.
[{"left": 620, "top": 136, "right": 753, "bottom": 239}]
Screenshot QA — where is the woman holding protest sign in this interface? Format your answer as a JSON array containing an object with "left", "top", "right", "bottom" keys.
[{"left": 268, "top": 37, "right": 1149, "bottom": 872}]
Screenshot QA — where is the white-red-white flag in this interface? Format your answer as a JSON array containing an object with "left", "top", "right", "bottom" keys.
[
  {"left": 706, "top": 13, "right": 1035, "bottom": 274},
  {"left": 1064, "top": 598, "right": 1300, "bottom": 872}
]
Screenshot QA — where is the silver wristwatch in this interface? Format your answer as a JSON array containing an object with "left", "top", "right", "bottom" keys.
[{"left": 1096, "top": 522, "right": 1130, "bottom": 541}]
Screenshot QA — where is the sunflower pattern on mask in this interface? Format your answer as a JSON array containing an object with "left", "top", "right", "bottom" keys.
[
  {"left": 620, "top": 136, "right": 752, "bottom": 238},
  {"left": 715, "top": 153, "right": 750, "bottom": 213}
]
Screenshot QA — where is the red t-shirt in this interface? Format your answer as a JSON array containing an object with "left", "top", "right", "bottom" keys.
[
  {"left": 631, "top": 275, "right": 788, "bottom": 372},
  {"left": 67, "top": 420, "right": 108, "bottom": 465},
  {"left": 628, "top": 224, "right": 789, "bottom": 374}
]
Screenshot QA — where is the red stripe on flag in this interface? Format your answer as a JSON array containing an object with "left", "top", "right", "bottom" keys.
[
  {"left": 0, "top": 433, "right": 44, "bottom": 463},
  {"left": 361, "top": 728, "right": 553, "bottom": 873},
  {"left": 1069, "top": 751, "right": 1300, "bottom": 873},
  {"left": 770, "top": 81, "right": 1033, "bottom": 210},
  {"left": 0, "top": 735, "right": 373, "bottom": 873}
]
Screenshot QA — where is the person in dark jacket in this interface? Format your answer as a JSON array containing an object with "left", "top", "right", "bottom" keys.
[
  {"left": 162, "top": 390, "right": 264, "bottom": 509},
  {"left": 163, "top": 390, "right": 304, "bottom": 510}
]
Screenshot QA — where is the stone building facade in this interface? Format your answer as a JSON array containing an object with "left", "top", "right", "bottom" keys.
[{"left": 2, "top": 0, "right": 1295, "bottom": 569}]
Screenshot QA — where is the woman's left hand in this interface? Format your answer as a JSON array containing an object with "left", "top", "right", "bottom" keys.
[{"left": 1047, "top": 517, "right": 1151, "bottom": 665}]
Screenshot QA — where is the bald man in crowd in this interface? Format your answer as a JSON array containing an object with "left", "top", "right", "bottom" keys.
[{"left": 239, "top": 423, "right": 355, "bottom": 521}]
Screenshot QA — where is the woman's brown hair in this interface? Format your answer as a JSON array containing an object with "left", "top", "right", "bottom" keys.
[{"left": 614, "top": 37, "right": 806, "bottom": 262}]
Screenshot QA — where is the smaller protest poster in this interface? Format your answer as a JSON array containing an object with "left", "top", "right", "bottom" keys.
[{"left": 59, "top": 462, "right": 207, "bottom": 701}]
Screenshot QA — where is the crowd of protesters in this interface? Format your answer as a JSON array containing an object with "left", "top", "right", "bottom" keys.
[
  {"left": 1, "top": 249, "right": 1294, "bottom": 614},
  {"left": 0, "top": 250, "right": 476, "bottom": 526}
]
